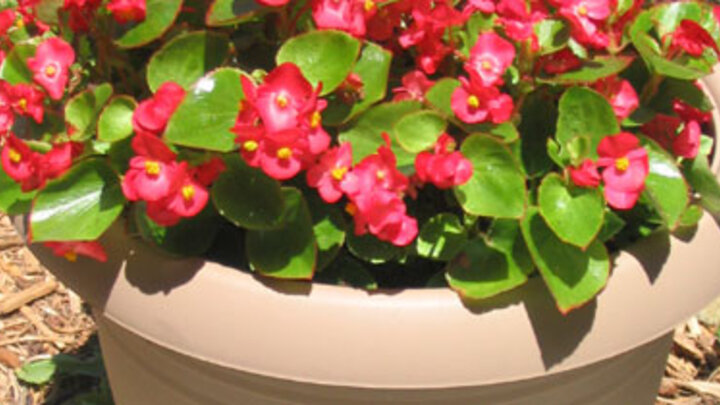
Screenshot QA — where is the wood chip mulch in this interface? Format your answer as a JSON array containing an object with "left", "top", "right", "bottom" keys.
[{"left": 0, "top": 213, "right": 719, "bottom": 405}]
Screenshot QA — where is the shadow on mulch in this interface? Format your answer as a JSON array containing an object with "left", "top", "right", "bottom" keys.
[{"left": 17, "top": 334, "right": 114, "bottom": 405}]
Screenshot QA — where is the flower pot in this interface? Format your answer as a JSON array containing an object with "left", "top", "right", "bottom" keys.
[{"left": 18, "top": 72, "right": 720, "bottom": 405}]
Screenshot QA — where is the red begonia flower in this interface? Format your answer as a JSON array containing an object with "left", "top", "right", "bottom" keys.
[
  {"left": 253, "top": 63, "right": 315, "bottom": 134},
  {"left": 392, "top": 70, "right": 435, "bottom": 102},
  {"left": 44, "top": 241, "right": 108, "bottom": 262},
  {"left": 559, "top": 0, "right": 610, "bottom": 49},
  {"left": 569, "top": 158, "right": 601, "bottom": 188},
  {"left": 132, "top": 81, "right": 186, "bottom": 137},
  {"left": 670, "top": 20, "right": 719, "bottom": 58},
  {"left": 0, "top": 9, "right": 16, "bottom": 36},
  {"left": 466, "top": 32, "right": 516, "bottom": 87},
  {"left": 451, "top": 76, "right": 514, "bottom": 124},
  {"left": 26, "top": 37, "right": 75, "bottom": 100},
  {"left": 537, "top": 49, "right": 582, "bottom": 74},
  {"left": 8, "top": 83, "right": 44, "bottom": 123},
  {"left": 121, "top": 134, "right": 179, "bottom": 202},
  {"left": 0, "top": 82, "right": 15, "bottom": 134},
  {"left": 307, "top": 142, "right": 353, "bottom": 203},
  {"left": 1, "top": 136, "right": 74, "bottom": 191},
  {"left": 256, "top": 0, "right": 291, "bottom": 6},
  {"left": 673, "top": 99, "right": 711, "bottom": 124},
  {"left": 640, "top": 114, "right": 682, "bottom": 151},
  {"left": 414, "top": 134, "right": 473, "bottom": 189},
  {"left": 107, "top": 0, "right": 146, "bottom": 24},
  {"left": 312, "top": 0, "right": 367, "bottom": 38},
  {"left": 593, "top": 76, "right": 638, "bottom": 121},
  {"left": 673, "top": 120, "right": 701, "bottom": 159},
  {"left": 596, "top": 132, "right": 649, "bottom": 210}
]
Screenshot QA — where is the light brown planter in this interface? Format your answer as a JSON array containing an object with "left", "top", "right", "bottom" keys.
[{"left": 21, "top": 72, "right": 720, "bottom": 404}]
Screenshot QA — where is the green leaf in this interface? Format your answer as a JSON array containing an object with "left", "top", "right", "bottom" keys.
[
  {"left": 276, "top": 30, "right": 361, "bottom": 96},
  {"left": 16, "top": 359, "right": 56, "bottom": 385},
  {"left": 556, "top": 87, "right": 619, "bottom": 159},
  {"left": 597, "top": 209, "right": 626, "bottom": 242},
  {"left": 317, "top": 254, "right": 378, "bottom": 290},
  {"left": 306, "top": 193, "right": 346, "bottom": 271},
  {"left": 134, "top": 205, "right": 221, "bottom": 257},
  {"left": 654, "top": 2, "right": 703, "bottom": 39},
  {"left": 425, "top": 78, "right": 460, "bottom": 118},
  {"left": 164, "top": 68, "right": 245, "bottom": 152},
  {"left": 415, "top": 213, "right": 468, "bottom": 261},
  {"left": 0, "top": 165, "right": 35, "bottom": 215},
  {"left": 211, "top": 155, "right": 285, "bottom": 230},
  {"left": 538, "top": 173, "right": 604, "bottom": 248},
  {"left": 65, "top": 83, "right": 113, "bottom": 140},
  {"left": 639, "top": 136, "right": 689, "bottom": 230},
  {"left": 520, "top": 208, "right": 610, "bottom": 314},
  {"left": 206, "top": 0, "right": 260, "bottom": 26},
  {"left": 446, "top": 220, "right": 533, "bottom": 300},
  {"left": 35, "top": 0, "right": 62, "bottom": 25},
  {"left": 682, "top": 156, "right": 720, "bottom": 221},
  {"left": 488, "top": 122, "right": 520, "bottom": 143},
  {"left": 97, "top": 96, "right": 136, "bottom": 143},
  {"left": 454, "top": 134, "right": 527, "bottom": 218},
  {"left": 246, "top": 187, "right": 316, "bottom": 279},
  {"left": 30, "top": 159, "right": 125, "bottom": 242},
  {"left": 147, "top": 31, "right": 230, "bottom": 93},
  {"left": 394, "top": 110, "right": 446, "bottom": 153},
  {"left": 0, "top": 43, "right": 35, "bottom": 84},
  {"left": 677, "top": 204, "right": 704, "bottom": 228},
  {"left": 649, "top": 78, "right": 712, "bottom": 114},
  {"left": 534, "top": 19, "right": 569, "bottom": 55},
  {"left": 346, "top": 230, "right": 402, "bottom": 264},
  {"left": 540, "top": 56, "right": 634, "bottom": 84},
  {"left": 519, "top": 90, "right": 556, "bottom": 176},
  {"left": 323, "top": 42, "right": 392, "bottom": 125},
  {"left": 338, "top": 101, "right": 421, "bottom": 169},
  {"left": 114, "top": 0, "right": 183, "bottom": 48}
]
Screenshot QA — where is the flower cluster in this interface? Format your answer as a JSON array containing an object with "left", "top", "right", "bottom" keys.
[{"left": 1, "top": 0, "right": 720, "bottom": 312}]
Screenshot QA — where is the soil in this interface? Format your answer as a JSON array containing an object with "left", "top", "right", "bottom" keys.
[{"left": 0, "top": 214, "right": 718, "bottom": 405}]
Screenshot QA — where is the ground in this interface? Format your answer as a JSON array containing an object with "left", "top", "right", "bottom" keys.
[{"left": 0, "top": 214, "right": 719, "bottom": 405}]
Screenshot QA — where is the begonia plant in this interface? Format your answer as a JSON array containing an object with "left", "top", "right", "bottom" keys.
[{"left": 1, "top": 0, "right": 720, "bottom": 314}]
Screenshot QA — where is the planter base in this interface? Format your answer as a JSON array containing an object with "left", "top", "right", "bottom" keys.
[{"left": 96, "top": 313, "right": 672, "bottom": 405}]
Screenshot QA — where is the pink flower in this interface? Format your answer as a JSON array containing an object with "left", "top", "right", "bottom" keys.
[
  {"left": 466, "top": 32, "right": 516, "bottom": 87},
  {"left": 146, "top": 164, "right": 209, "bottom": 227},
  {"left": 8, "top": 83, "right": 44, "bottom": 124},
  {"left": 670, "top": 20, "right": 719, "bottom": 58},
  {"left": 392, "top": 70, "right": 435, "bottom": 102},
  {"left": 26, "top": 38, "right": 75, "bottom": 100},
  {"left": 0, "top": 9, "right": 16, "bottom": 36},
  {"left": 259, "top": 129, "right": 309, "bottom": 180},
  {"left": 249, "top": 63, "right": 315, "bottom": 134},
  {"left": 1, "top": 135, "right": 74, "bottom": 191},
  {"left": 121, "top": 134, "right": 179, "bottom": 202},
  {"left": 496, "top": 0, "right": 546, "bottom": 43},
  {"left": 350, "top": 189, "right": 418, "bottom": 246},
  {"left": 0, "top": 83, "right": 14, "bottom": 134},
  {"left": 312, "top": 0, "right": 366, "bottom": 37},
  {"left": 307, "top": 142, "right": 353, "bottom": 203},
  {"left": 640, "top": 114, "right": 682, "bottom": 151},
  {"left": 44, "top": 241, "right": 107, "bottom": 262},
  {"left": 133, "top": 82, "right": 186, "bottom": 137},
  {"left": 465, "top": 0, "right": 496, "bottom": 13},
  {"left": 569, "top": 158, "right": 601, "bottom": 188},
  {"left": 559, "top": 0, "right": 610, "bottom": 49},
  {"left": 414, "top": 134, "right": 473, "bottom": 189},
  {"left": 63, "top": 0, "right": 101, "bottom": 32},
  {"left": 673, "top": 120, "right": 701, "bottom": 159},
  {"left": 256, "top": 0, "right": 291, "bottom": 6},
  {"left": 106, "top": 0, "right": 146, "bottom": 24},
  {"left": 593, "top": 76, "right": 638, "bottom": 121},
  {"left": 341, "top": 136, "right": 408, "bottom": 199},
  {"left": 451, "top": 77, "right": 514, "bottom": 124},
  {"left": 596, "top": 132, "right": 648, "bottom": 210}
]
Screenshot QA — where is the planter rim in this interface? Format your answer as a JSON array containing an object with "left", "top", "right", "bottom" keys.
[{"left": 24, "top": 70, "right": 720, "bottom": 391}]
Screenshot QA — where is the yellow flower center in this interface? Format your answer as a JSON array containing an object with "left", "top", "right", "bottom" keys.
[
  {"left": 64, "top": 251, "right": 78, "bottom": 262},
  {"left": 15, "top": 18, "right": 23, "bottom": 29},
  {"left": 615, "top": 157, "right": 630, "bottom": 172},
  {"left": 310, "top": 111, "right": 322, "bottom": 129},
  {"left": 8, "top": 148, "right": 22, "bottom": 163},
  {"left": 345, "top": 202, "right": 358, "bottom": 216},
  {"left": 364, "top": 0, "right": 375, "bottom": 12},
  {"left": 276, "top": 94, "right": 289, "bottom": 108},
  {"left": 44, "top": 64, "right": 57, "bottom": 78},
  {"left": 144, "top": 160, "right": 161, "bottom": 176},
  {"left": 277, "top": 147, "right": 292, "bottom": 159},
  {"left": 331, "top": 167, "right": 348, "bottom": 181},
  {"left": 467, "top": 95, "right": 480, "bottom": 109},
  {"left": 182, "top": 185, "right": 195, "bottom": 201},
  {"left": 481, "top": 60, "right": 493, "bottom": 71},
  {"left": 243, "top": 140, "right": 259, "bottom": 152},
  {"left": 376, "top": 170, "right": 386, "bottom": 180},
  {"left": 445, "top": 140, "right": 457, "bottom": 153},
  {"left": 577, "top": 4, "right": 588, "bottom": 16},
  {"left": 17, "top": 98, "right": 27, "bottom": 111}
]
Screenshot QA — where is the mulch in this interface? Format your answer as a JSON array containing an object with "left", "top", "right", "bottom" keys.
[{"left": 0, "top": 214, "right": 718, "bottom": 405}]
